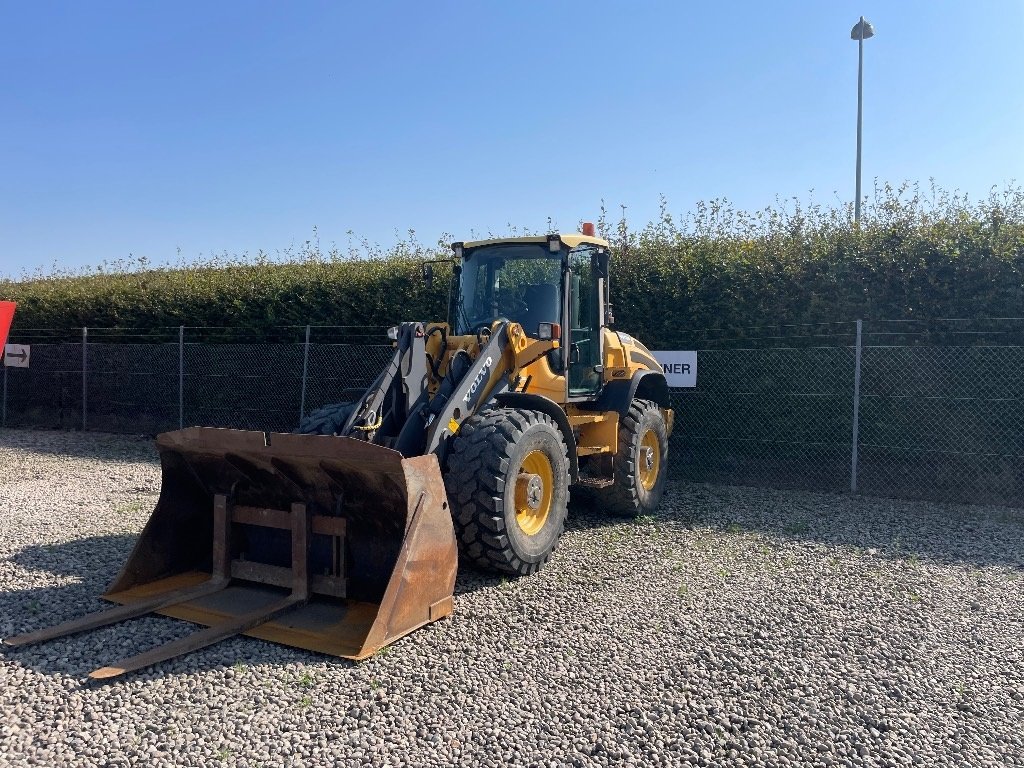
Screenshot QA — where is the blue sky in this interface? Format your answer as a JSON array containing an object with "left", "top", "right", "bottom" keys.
[{"left": 1, "top": 1, "right": 1022, "bottom": 278}]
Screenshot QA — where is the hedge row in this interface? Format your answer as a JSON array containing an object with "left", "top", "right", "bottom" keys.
[{"left": 4, "top": 183, "right": 1023, "bottom": 348}]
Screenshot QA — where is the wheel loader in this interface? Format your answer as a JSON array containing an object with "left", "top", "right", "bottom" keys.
[{"left": 3, "top": 225, "right": 673, "bottom": 678}]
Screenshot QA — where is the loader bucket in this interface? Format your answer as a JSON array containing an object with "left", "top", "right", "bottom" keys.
[{"left": 3, "top": 428, "right": 457, "bottom": 678}]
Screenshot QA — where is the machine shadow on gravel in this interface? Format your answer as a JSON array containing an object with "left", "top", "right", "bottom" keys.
[
  {"left": 3, "top": 534, "right": 140, "bottom": 655},
  {"left": 449, "top": 496, "right": 647, "bottom": 595},
  {"left": 7, "top": 534, "right": 140, "bottom": 579}
]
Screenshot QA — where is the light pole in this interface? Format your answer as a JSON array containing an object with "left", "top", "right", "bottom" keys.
[{"left": 851, "top": 16, "right": 875, "bottom": 223}]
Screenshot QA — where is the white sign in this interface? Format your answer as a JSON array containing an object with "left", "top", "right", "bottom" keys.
[
  {"left": 3, "top": 344, "right": 30, "bottom": 368},
  {"left": 651, "top": 350, "right": 697, "bottom": 388}
]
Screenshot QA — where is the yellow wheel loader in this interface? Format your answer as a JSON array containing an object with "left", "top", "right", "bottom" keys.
[{"left": 3, "top": 227, "right": 673, "bottom": 678}]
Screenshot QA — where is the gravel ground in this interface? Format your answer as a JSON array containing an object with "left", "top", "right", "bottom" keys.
[{"left": 1, "top": 428, "right": 1022, "bottom": 768}]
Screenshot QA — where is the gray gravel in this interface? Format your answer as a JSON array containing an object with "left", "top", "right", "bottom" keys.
[{"left": 1, "top": 428, "right": 1022, "bottom": 768}]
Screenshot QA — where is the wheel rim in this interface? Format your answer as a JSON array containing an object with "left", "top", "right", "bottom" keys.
[
  {"left": 515, "top": 450, "right": 554, "bottom": 535},
  {"left": 638, "top": 430, "right": 661, "bottom": 491}
]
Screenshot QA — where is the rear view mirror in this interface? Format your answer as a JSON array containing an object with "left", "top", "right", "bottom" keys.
[{"left": 422, "top": 262, "right": 434, "bottom": 287}]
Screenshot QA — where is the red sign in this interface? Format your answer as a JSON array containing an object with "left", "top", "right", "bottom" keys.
[{"left": 0, "top": 301, "right": 15, "bottom": 349}]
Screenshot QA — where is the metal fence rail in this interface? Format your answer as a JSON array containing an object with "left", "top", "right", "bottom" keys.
[{"left": 3, "top": 319, "right": 1023, "bottom": 508}]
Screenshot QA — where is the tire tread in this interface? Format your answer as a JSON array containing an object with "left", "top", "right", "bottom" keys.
[
  {"left": 444, "top": 407, "right": 570, "bottom": 576},
  {"left": 601, "top": 399, "right": 668, "bottom": 517},
  {"left": 297, "top": 402, "right": 355, "bottom": 435}
]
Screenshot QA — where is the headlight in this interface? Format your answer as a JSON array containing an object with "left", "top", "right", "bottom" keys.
[{"left": 537, "top": 322, "right": 561, "bottom": 340}]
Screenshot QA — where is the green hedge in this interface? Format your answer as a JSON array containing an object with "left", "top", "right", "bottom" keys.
[{"left": 4, "top": 183, "right": 1023, "bottom": 346}]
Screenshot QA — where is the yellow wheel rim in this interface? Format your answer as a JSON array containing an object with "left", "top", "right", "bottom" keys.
[
  {"left": 638, "top": 430, "right": 661, "bottom": 491},
  {"left": 515, "top": 450, "right": 554, "bottom": 536}
]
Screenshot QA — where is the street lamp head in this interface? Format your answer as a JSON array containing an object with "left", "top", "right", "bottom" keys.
[{"left": 851, "top": 17, "right": 875, "bottom": 41}]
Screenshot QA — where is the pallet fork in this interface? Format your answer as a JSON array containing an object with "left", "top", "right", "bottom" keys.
[{"left": 3, "top": 428, "right": 457, "bottom": 679}]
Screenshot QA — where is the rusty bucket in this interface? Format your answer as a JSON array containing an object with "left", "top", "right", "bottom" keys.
[{"left": 4, "top": 428, "right": 457, "bottom": 679}]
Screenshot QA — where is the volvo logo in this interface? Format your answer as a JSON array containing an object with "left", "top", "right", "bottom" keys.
[{"left": 463, "top": 356, "right": 493, "bottom": 403}]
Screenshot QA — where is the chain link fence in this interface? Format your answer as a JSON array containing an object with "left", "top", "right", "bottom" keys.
[
  {"left": 668, "top": 319, "right": 1024, "bottom": 507},
  {"left": 856, "top": 321, "right": 1024, "bottom": 506},
  {"left": 2, "top": 326, "right": 392, "bottom": 435},
  {"left": 670, "top": 340, "right": 856, "bottom": 494},
  {"left": 3, "top": 320, "right": 1023, "bottom": 508}
]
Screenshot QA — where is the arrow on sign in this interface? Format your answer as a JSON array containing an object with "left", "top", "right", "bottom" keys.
[{"left": 3, "top": 344, "right": 30, "bottom": 368}]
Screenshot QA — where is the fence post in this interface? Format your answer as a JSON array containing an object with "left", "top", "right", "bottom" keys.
[
  {"left": 179, "top": 326, "right": 185, "bottom": 429},
  {"left": 850, "top": 319, "right": 863, "bottom": 493},
  {"left": 82, "top": 326, "right": 88, "bottom": 431},
  {"left": 299, "top": 325, "right": 311, "bottom": 426}
]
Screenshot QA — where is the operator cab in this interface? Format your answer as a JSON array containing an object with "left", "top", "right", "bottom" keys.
[{"left": 451, "top": 229, "right": 611, "bottom": 398}]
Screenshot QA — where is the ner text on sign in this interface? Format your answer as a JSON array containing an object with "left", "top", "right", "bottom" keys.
[{"left": 651, "top": 350, "right": 697, "bottom": 388}]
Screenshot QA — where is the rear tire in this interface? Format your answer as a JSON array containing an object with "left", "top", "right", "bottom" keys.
[
  {"left": 298, "top": 402, "right": 355, "bottom": 435},
  {"left": 444, "top": 408, "right": 570, "bottom": 576},
  {"left": 601, "top": 399, "right": 669, "bottom": 517}
]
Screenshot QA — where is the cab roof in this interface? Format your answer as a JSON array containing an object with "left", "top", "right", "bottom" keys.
[{"left": 462, "top": 233, "right": 610, "bottom": 250}]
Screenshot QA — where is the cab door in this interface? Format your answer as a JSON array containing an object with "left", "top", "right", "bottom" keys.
[{"left": 567, "top": 247, "right": 603, "bottom": 398}]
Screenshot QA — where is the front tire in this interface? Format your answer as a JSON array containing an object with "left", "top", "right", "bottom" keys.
[{"left": 444, "top": 408, "right": 570, "bottom": 576}]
